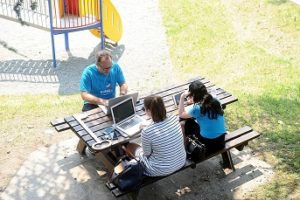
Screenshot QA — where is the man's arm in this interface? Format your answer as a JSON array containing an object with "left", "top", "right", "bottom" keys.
[
  {"left": 80, "top": 92, "right": 108, "bottom": 106},
  {"left": 119, "top": 83, "right": 128, "bottom": 95}
]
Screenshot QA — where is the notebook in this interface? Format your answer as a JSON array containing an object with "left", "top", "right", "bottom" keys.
[
  {"left": 110, "top": 97, "right": 146, "bottom": 137},
  {"left": 99, "top": 92, "right": 139, "bottom": 115}
]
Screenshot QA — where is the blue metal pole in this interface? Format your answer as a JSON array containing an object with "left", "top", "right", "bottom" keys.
[
  {"left": 47, "top": 0, "right": 57, "bottom": 68},
  {"left": 64, "top": 33, "right": 69, "bottom": 51},
  {"left": 99, "top": 0, "right": 105, "bottom": 49}
]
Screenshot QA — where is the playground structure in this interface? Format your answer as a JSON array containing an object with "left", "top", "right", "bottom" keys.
[{"left": 0, "top": 0, "right": 123, "bottom": 67}]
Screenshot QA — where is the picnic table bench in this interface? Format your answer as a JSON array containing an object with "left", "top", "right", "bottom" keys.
[
  {"left": 106, "top": 126, "right": 260, "bottom": 198},
  {"left": 50, "top": 76, "right": 260, "bottom": 199}
]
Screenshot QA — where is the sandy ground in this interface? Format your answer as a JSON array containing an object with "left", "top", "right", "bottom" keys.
[{"left": 0, "top": 0, "right": 274, "bottom": 199}]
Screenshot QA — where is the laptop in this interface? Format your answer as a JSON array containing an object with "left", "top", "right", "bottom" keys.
[
  {"left": 99, "top": 92, "right": 139, "bottom": 115},
  {"left": 110, "top": 97, "right": 146, "bottom": 137}
]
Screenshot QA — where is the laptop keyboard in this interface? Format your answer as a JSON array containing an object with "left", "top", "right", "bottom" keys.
[{"left": 119, "top": 117, "right": 142, "bottom": 129}]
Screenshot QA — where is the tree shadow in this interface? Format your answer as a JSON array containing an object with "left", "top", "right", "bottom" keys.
[
  {"left": 0, "top": 138, "right": 121, "bottom": 200},
  {"left": 0, "top": 43, "right": 125, "bottom": 95},
  {"left": 234, "top": 92, "right": 300, "bottom": 175},
  {"left": 134, "top": 150, "right": 268, "bottom": 200},
  {"left": 0, "top": 40, "right": 27, "bottom": 58},
  {"left": 0, "top": 137, "right": 272, "bottom": 200}
]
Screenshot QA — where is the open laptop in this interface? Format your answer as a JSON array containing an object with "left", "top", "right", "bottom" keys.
[
  {"left": 110, "top": 97, "right": 146, "bottom": 137},
  {"left": 99, "top": 92, "right": 139, "bottom": 115}
]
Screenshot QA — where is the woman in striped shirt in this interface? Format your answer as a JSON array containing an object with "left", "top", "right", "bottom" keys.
[{"left": 124, "top": 96, "right": 186, "bottom": 177}]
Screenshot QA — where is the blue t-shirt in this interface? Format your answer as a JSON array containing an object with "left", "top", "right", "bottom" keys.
[
  {"left": 187, "top": 104, "right": 226, "bottom": 139},
  {"left": 80, "top": 62, "right": 125, "bottom": 104}
]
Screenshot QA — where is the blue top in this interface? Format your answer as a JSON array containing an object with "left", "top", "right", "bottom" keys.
[
  {"left": 80, "top": 62, "right": 125, "bottom": 104},
  {"left": 187, "top": 103, "right": 226, "bottom": 139}
]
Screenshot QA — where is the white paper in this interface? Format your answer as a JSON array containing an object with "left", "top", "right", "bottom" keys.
[{"left": 98, "top": 105, "right": 108, "bottom": 114}]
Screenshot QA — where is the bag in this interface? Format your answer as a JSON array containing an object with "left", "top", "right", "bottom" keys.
[
  {"left": 111, "top": 156, "right": 145, "bottom": 191},
  {"left": 186, "top": 135, "right": 206, "bottom": 162},
  {"left": 183, "top": 118, "right": 200, "bottom": 137}
]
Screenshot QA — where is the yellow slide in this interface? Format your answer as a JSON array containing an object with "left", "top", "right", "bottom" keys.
[{"left": 78, "top": 0, "right": 123, "bottom": 43}]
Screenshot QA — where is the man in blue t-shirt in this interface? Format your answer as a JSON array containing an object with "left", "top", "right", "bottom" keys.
[{"left": 80, "top": 50, "right": 128, "bottom": 111}]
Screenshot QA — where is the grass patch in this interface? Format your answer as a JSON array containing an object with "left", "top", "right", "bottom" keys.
[
  {"left": 0, "top": 94, "right": 82, "bottom": 190},
  {"left": 0, "top": 94, "right": 81, "bottom": 159},
  {"left": 160, "top": 0, "right": 300, "bottom": 198}
]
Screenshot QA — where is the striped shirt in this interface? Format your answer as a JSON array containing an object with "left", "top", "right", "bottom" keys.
[{"left": 137, "top": 115, "right": 186, "bottom": 177}]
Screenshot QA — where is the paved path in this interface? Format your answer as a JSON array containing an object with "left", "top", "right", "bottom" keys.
[{"left": 0, "top": 0, "right": 177, "bottom": 96}]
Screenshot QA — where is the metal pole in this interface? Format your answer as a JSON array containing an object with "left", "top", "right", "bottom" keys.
[
  {"left": 99, "top": 0, "right": 105, "bottom": 49},
  {"left": 47, "top": 0, "right": 57, "bottom": 68},
  {"left": 64, "top": 32, "right": 69, "bottom": 51}
]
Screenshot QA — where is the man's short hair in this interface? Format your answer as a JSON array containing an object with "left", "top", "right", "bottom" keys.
[{"left": 96, "top": 50, "right": 112, "bottom": 64}]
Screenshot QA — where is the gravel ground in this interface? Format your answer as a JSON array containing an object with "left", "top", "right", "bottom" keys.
[{"left": 0, "top": 0, "right": 178, "bottom": 96}]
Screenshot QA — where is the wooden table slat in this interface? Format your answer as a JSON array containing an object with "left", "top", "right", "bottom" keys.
[
  {"left": 50, "top": 118, "right": 66, "bottom": 126},
  {"left": 54, "top": 123, "right": 71, "bottom": 132},
  {"left": 144, "top": 76, "right": 203, "bottom": 97},
  {"left": 219, "top": 95, "right": 238, "bottom": 105},
  {"left": 139, "top": 78, "right": 210, "bottom": 101}
]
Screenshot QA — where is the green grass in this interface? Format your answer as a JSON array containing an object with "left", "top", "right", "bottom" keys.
[
  {"left": 160, "top": 0, "right": 300, "bottom": 199},
  {"left": 0, "top": 94, "right": 82, "bottom": 190},
  {"left": 0, "top": 94, "right": 81, "bottom": 154}
]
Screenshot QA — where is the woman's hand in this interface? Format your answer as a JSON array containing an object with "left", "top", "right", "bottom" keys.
[
  {"left": 139, "top": 121, "right": 150, "bottom": 130},
  {"left": 140, "top": 124, "right": 147, "bottom": 130},
  {"left": 180, "top": 90, "right": 189, "bottom": 99},
  {"left": 181, "top": 90, "right": 193, "bottom": 105}
]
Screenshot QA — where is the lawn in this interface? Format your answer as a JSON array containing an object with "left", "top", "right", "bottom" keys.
[
  {"left": 159, "top": 0, "right": 300, "bottom": 199},
  {"left": 0, "top": 94, "right": 81, "bottom": 191}
]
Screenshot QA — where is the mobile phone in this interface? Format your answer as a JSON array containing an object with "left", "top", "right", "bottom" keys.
[{"left": 173, "top": 92, "right": 184, "bottom": 107}]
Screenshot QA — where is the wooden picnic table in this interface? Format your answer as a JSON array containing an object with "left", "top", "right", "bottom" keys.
[{"left": 51, "top": 76, "right": 238, "bottom": 172}]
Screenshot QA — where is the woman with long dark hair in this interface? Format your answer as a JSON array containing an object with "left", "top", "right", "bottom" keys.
[{"left": 178, "top": 80, "right": 226, "bottom": 155}]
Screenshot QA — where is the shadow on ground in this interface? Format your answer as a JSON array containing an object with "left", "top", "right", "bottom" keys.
[
  {"left": 1, "top": 138, "right": 272, "bottom": 200},
  {"left": 0, "top": 43, "right": 125, "bottom": 95}
]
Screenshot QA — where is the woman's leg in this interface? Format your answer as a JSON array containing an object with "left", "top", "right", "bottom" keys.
[
  {"left": 198, "top": 134, "right": 225, "bottom": 156},
  {"left": 180, "top": 118, "right": 200, "bottom": 146}
]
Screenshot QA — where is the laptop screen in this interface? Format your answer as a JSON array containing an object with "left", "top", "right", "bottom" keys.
[{"left": 111, "top": 98, "right": 135, "bottom": 124}]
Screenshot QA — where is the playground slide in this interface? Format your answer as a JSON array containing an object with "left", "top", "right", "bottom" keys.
[{"left": 79, "top": 0, "right": 123, "bottom": 43}]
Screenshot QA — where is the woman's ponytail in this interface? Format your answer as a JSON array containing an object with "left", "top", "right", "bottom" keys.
[{"left": 201, "top": 94, "right": 223, "bottom": 119}]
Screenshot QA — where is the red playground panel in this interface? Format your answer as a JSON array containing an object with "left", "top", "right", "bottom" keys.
[{"left": 66, "top": 0, "right": 79, "bottom": 15}]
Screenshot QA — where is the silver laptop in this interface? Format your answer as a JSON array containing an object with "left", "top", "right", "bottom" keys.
[
  {"left": 99, "top": 92, "right": 139, "bottom": 115},
  {"left": 110, "top": 97, "right": 146, "bottom": 137}
]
